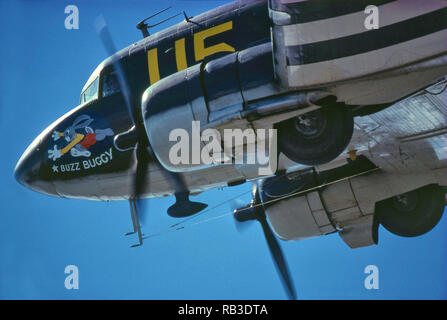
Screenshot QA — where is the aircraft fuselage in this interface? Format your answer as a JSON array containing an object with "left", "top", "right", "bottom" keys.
[{"left": 15, "top": 0, "right": 271, "bottom": 200}]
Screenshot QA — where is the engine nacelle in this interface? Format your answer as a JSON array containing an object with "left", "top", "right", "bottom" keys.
[
  {"left": 142, "top": 43, "right": 280, "bottom": 173},
  {"left": 260, "top": 156, "right": 446, "bottom": 248}
]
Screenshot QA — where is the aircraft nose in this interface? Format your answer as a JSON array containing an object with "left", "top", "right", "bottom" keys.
[
  {"left": 15, "top": 136, "right": 58, "bottom": 196},
  {"left": 14, "top": 141, "right": 43, "bottom": 188}
]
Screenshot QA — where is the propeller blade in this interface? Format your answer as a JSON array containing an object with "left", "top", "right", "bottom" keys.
[
  {"left": 134, "top": 144, "right": 151, "bottom": 224},
  {"left": 258, "top": 215, "right": 297, "bottom": 300},
  {"left": 234, "top": 216, "right": 254, "bottom": 233},
  {"left": 96, "top": 14, "right": 151, "bottom": 186},
  {"left": 251, "top": 181, "right": 297, "bottom": 299},
  {"left": 96, "top": 16, "right": 152, "bottom": 228},
  {"left": 95, "top": 16, "right": 135, "bottom": 125},
  {"left": 96, "top": 15, "right": 206, "bottom": 220}
]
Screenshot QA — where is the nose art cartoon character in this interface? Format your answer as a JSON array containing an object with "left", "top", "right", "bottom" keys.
[{"left": 48, "top": 115, "right": 114, "bottom": 161}]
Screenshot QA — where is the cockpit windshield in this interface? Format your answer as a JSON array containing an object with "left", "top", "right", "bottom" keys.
[{"left": 80, "top": 76, "right": 99, "bottom": 104}]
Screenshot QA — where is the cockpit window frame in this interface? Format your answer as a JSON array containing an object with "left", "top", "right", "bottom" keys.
[
  {"left": 80, "top": 76, "right": 99, "bottom": 105},
  {"left": 79, "top": 60, "right": 123, "bottom": 105},
  {"left": 79, "top": 60, "right": 106, "bottom": 105}
]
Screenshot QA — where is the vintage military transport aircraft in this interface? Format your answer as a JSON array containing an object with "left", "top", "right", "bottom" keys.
[{"left": 15, "top": 0, "right": 447, "bottom": 299}]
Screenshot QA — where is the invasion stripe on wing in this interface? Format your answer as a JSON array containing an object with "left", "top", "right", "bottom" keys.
[
  {"left": 285, "top": 30, "right": 447, "bottom": 89},
  {"left": 285, "top": 7, "right": 447, "bottom": 66},
  {"left": 271, "top": 0, "right": 395, "bottom": 25},
  {"left": 283, "top": 0, "right": 447, "bottom": 46}
]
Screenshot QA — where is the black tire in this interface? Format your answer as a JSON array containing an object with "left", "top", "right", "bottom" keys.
[
  {"left": 376, "top": 184, "right": 445, "bottom": 237},
  {"left": 276, "top": 106, "right": 353, "bottom": 165}
]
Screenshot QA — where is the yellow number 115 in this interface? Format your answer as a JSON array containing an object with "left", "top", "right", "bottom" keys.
[{"left": 147, "top": 21, "right": 235, "bottom": 85}]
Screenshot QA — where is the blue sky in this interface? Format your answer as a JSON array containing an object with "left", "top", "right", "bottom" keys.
[{"left": 0, "top": 0, "right": 446, "bottom": 299}]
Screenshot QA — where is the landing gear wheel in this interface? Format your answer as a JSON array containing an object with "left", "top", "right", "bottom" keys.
[
  {"left": 376, "top": 184, "right": 445, "bottom": 237},
  {"left": 276, "top": 106, "right": 353, "bottom": 165}
]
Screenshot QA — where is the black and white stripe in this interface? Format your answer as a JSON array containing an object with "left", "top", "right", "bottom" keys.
[
  {"left": 270, "top": 0, "right": 447, "bottom": 89},
  {"left": 286, "top": 7, "right": 447, "bottom": 66},
  {"left": 271, "top": 0, "right": 395, "bottom": 24}
]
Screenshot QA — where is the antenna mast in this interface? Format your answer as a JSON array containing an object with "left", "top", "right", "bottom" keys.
[{"left": 136, "top": 7, "right": 181, "bottom": 38}]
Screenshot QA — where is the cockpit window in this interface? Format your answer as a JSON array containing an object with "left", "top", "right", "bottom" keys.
[
  {"left": 80, "top": 76, "right": 99, "bottom": 104},
  {"left": 102, "top": 72, "right": 121, "bottom": 97}
]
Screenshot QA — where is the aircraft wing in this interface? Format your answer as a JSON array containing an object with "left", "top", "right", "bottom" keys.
[{"left": 267, "top": 84, "right": 447, "bottom": 248}]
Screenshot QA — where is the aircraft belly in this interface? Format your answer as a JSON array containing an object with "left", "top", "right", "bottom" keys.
[
  {"left": 53, "top": 174, "right": 106, "bottom": 201},
  {"left": 51, "top": 163, "right": 243, "bottom": 201}
]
